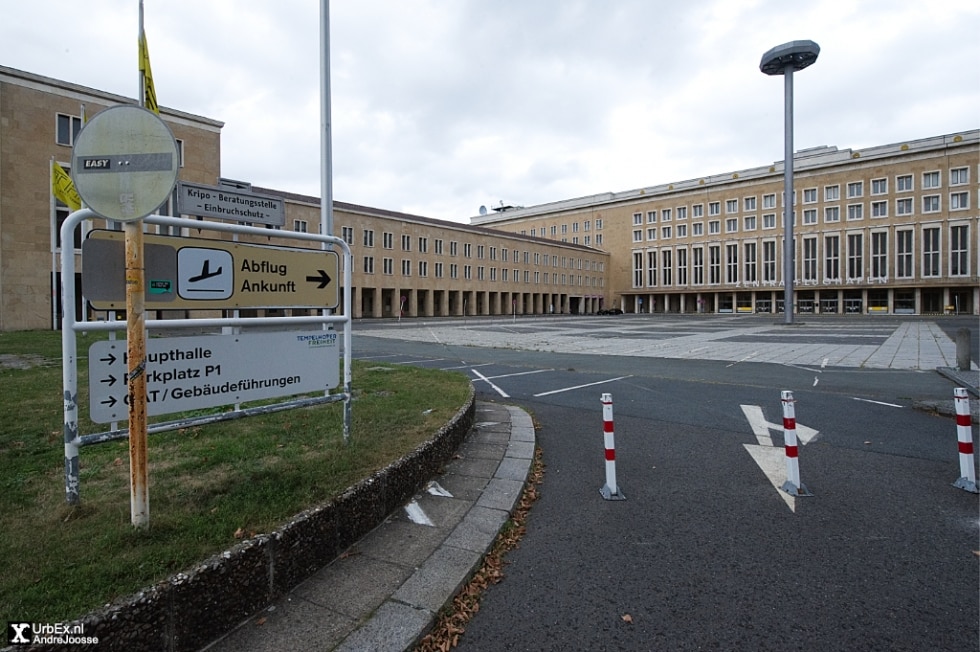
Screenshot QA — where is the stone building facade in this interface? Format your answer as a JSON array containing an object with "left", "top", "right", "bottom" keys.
[{"left": 473, "top": 132, "right": 979, "bottom": 316}]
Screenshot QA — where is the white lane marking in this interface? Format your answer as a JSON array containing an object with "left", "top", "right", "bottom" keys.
[
  {"left": 726, "top": 351, "right": 760, "bottom": 367},
  {"left": 404, "top": 500, "right": 434, "bottom": 526},
  {"left": 440, "top": 362, "right": 492, "bottom": 370},
  {"left": 394, "top": 358, "right": 445, "bottom": 365},
  {"left": 533, "top": 375, "right": 633, "bottom": 397},
  {"left": 471, "top": 369, "right": 510, "bottom": 398},
  {"left": 813, "top": 377, "right": 819, "bottom": 387},
  {"left": 426, "top": 481, "right": 453, "bottom": 498},
  {"left": 427, "top": 328, "right": 444, "bottom": 344},
  {"left": 740, "top": 405, "right": 774, "bottom": 446},
  {"left": 356, "top": 354, "right": 400, "bottom": 360},
  {"left": 852, "top": 397, "right": 903, "bottom": 408},
  {"left": 821, "top": 358, "right": 829, "bottom": 369},
  {"left": 483, "top": 369, "right": 552, "bottom": 380}
]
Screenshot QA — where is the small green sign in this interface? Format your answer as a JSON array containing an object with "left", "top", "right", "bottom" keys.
[{"left": 149, "top": 279, "right": 173, "bottom": 295}]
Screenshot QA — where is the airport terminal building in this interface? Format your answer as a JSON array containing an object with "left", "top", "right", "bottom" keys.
[{"left": 0, "top": 64, "right": 976, "bottom": 331}]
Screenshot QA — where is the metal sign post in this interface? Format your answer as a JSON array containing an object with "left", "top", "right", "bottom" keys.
[{"left": 71, "top": 105, "right": 179, "bottom": 528}]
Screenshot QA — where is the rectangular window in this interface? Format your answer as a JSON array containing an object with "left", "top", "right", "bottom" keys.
[
  {"left": 382, "top": 232, "right": 393, "bottom": 249},
  {"left": 342, "top": 226, "right": 354, "bottom": 245},
  {"left": 709, "top": 220, "right": 720, "bottom": 234},
  {"left": 401, "top": 234, "right": 411, "bottom": 251},
  {"left": 763, "top": 213, "right": 777, "bottom": 229},
  {"left": 726, "top": 199, "right": 738, "bottom": 213},
  {"left": 896, "top": 174, "right": 913, "bottom": 192},
  {"left": 420, "top": 237, "right": 429, "bottom": 253},
  {"left": 803, "top": 237, "right": 818, "bottom": 281},
  {"left": 363, "top": 229, "right": 374, "bottom": 247},
  {"left": 763, "top": 194, "right": 776, "bottom": 209},
  {"left": 677, "top": 248, "right": 688, "bottom": 285},
  {"left": 450, "top": 241, "right": 458, "bottom": 256},
  {"left": 923, "top": 195, "right": 940, "bottom": 213},
  {"left": 435, "top": 261, "right": 444, "bottom": 278},
  {"left": 744, "top": 197, "right": 757, "bottom": 211},
  {"left": 744, "top": 242, "right": 757, "bottom": 283},
  {"left": 56, "top": 113, "right": 82, "bottom": 146},
  {"left": 824, "top": 185, "right": 840, "bottom": 202},
  {"left": 950, "top": 167, "right": 969, "bottom": 185},
  {"left": 922, "top": 227, "right": 940, "bottom": 277},
  {"left": 762, "top": 241, "right": 776, "bottom": 282},
  {"left": 871, "top": 178, "right": 887, "bottom": 195},
  {"left": 464, "top": 243, "right": 472, "bottom": 258},
  {"left": 923, "top": 171, "right": 940, "bottom": 189},
  {"left": 871, "top": 200, "right": 888, "bottom": 218},
  {"left": 401, "top": 259, "right": 411, "bottom": 276},
  {"left": 647, "top": 210, "right": 657, "bottom": 223},
  {"left": 383, "top": 257, "right": 393, "bottom": 275},
  {"left": 363, "top": 256, "right": 374, "bottom": 274},
  {"left": 661, "top": 209, "right": 670, "bottom": 222},
  {"left": 896, "top": 230, "right": 913, "bottom": 278},
  {"left": 675, "top": 207, "right": 686, "bottom": 220},
  {"left": 803, "top": 188, "right": 817, "bottom": 203},
  {"left": 950, "top": 225, "right": 969, "bottom": 276},
  {"left": 436, "top": 239, "right": 444, "bottom": 255},
  {"left": 450, "top": 263, "right": 458, "bottom": 279},
  {"left": 726, "top": 218, "right": 738, "bottom": 233},
  {"left": 419, "top": 261, "right": 428, "bottom": 277},
  {"left": 647, "top": 251, "right": 657, "bottom": 286},
  {"left": 847, "top": 233, "right": 863, "bottom": 280},
  {"left": 824, "top": 206, "right": 840, "bottom": 223},
  {"left": 803, "top": 209, "right": 817, "bottom": 225},
  {"left": 693, "top": 222, "right": 704, "bottom": 236},
  {"left": 950, "top": 191, "right": 969, "bottom": 210},
  {"left": 478, "top": 245, "right": 485, "bottom": 259},
  {"left": 633, "top": 252, "right": 644, "bottom": 287},
  {"left": 871, "top": 232, "right": 887, "bottom": 279},
  {"left": 693, "top": 204, "right": 704, "bottom": 218},
  {"left": 896, "top": 198, "right": 913, "bottom": 216},
  {"left": 633, "top": 229, "right": 643, "bottom": 242},
  {"left": 633, "top": 212, "right": 643, "bottom": 225},
  {"left": 825, "top": 236, "right": 840, "bottom": 281},
  {"left": 662, "top": 250, "right": 672, "bottom": 286},
  {"left": 293, "top": 219, "right": 308, "bottom": 233},
  {"left": 662, "top": 226, "right": 672, "bottom": 239},
  {"left": 692, "top": 246, "right": 704, "bottom": 285},
  {"left": 847, "top": 204, "right": 863, "bottom": 220},
  {"left": 676, "top": 224, "right": 687, "bottom": 238},
  {"left": 647, "top": 228, "right": 657, "bottom": 241},
  {"left": 744, "top": 215, "right": 757, "bottom": 231},
  {"left": 708, "top": 202, "right": 720, "bottom": 216},
  {"left": 709, "top": 245, "right": 721, "bottom": 284},
  {"left": 725, "top": 244, "right": 738, "bottom": 284},
  {"left": 847, "top": 181, "right": 863, "bottom": 198}
]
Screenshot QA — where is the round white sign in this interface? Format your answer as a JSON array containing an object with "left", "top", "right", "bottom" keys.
[{"left": 71, "top": 105, "right": 179, "bottom": 222}]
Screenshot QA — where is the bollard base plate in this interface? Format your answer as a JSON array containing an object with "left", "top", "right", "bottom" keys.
[
  {"left": 780, "top": 481, "right": 813, "bottom": 497},
  {"left": 600, "top": 485, "right": 626, "bottom": 501},
  {"left": 952, "top": 477, "right": 980, "bottom": 494}
]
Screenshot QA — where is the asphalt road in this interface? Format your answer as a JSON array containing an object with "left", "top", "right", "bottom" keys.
[{"left": 351, "top": 316, "right": 979, "bottom": 651}]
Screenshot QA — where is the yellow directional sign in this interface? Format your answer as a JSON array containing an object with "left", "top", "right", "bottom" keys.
[{"left": 83, "top": 230, "right": 339, "bottom": 310}]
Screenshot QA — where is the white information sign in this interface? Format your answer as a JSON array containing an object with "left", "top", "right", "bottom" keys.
[{"left": 88, "top": 331, "right": 340, "bottom": 423}]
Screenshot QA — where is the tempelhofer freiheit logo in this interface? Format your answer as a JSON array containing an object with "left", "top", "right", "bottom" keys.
[{"left": 7, "top": 622, "right": 99, "bottom": 646}]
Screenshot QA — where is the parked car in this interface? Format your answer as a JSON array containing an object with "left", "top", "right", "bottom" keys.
[{"left": 597, "top": 308, "right": 623, "bottom": 315}]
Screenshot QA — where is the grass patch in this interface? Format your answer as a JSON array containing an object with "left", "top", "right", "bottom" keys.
[{"left": 0, "top": 329, "right": 471, "bottom": 623}]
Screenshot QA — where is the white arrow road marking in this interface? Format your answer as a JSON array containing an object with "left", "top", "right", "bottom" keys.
[
  {"left": 743, "top": 444, "right": 796, "bottom": 512},
  {"left": 404, "top": 499, "right": 435, "bottom": 526},
  {"left": 740, "top": 404, "right": 820, "bottom": 512}
]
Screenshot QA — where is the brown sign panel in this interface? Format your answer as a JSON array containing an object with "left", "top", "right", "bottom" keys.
[{"left": 82, "top": 230, "right": 339, "bottom": 310}]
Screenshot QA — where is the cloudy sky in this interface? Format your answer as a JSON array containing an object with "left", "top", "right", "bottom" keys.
[{"left": 2, "top": 0, "right": 977, "bottom": 223}]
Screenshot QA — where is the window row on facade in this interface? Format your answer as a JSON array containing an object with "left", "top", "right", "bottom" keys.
[
  {"left": 358, "top": 256, "right": 603, "bottom": 288},
  {"left": 631, "top": 222, "right": 975, "bottom": 289}
]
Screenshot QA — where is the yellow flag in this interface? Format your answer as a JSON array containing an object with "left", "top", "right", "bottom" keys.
[
  {"left": 52, "top": 161, "right": 81, "bottom": 211},
  {"left": 138, "top": 31, "right": 159, "bottom": 114}
]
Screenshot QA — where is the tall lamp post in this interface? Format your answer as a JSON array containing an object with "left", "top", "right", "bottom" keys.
[{"left": 760, "top": 40, "right": 819, "bottom": 325}]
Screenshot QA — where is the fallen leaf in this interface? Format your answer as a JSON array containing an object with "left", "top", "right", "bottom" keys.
[
  {"left": 622, "top": 614, "right": 633, "bottom": 624},
  {"left": 233, "top": 527, "right": 245, "bottom": 539},
  {"left": 255, "top": 617, "right": 267, "bottom": 626},
  {"left": 113, "top": 458, "right": 123, "bottom": 466}
]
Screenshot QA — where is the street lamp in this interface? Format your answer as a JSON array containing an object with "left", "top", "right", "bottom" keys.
[{"left": 760, "top": 40, "right": 820, "bottom": 325}]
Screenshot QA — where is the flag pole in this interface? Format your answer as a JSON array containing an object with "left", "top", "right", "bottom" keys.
[{"left": 127, "top": 0, "right": 150, "bottom": 529}]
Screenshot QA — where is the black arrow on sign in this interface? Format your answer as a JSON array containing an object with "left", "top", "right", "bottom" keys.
[
  {"left": 305, "top": 269, "right": 332, "bottom": 289},
  {"left": 101, "top": 396, "right": 118, "bottom": 408},
  {"left": 100, "top": 374, "right": 118, "bottom": 387},
  {"left": 100, "top": 353, "right": 117, "bottom": 365}
]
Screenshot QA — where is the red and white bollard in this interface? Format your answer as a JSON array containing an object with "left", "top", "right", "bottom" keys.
[
  {"left": 952, "top": 388, "right": 979, "bottom": 494},
  {"left": 600, "top": 393, "right": 625, "bottom": 501},
  {"left": 780, "top": 390, "right": 812, "bottom": 497}
]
